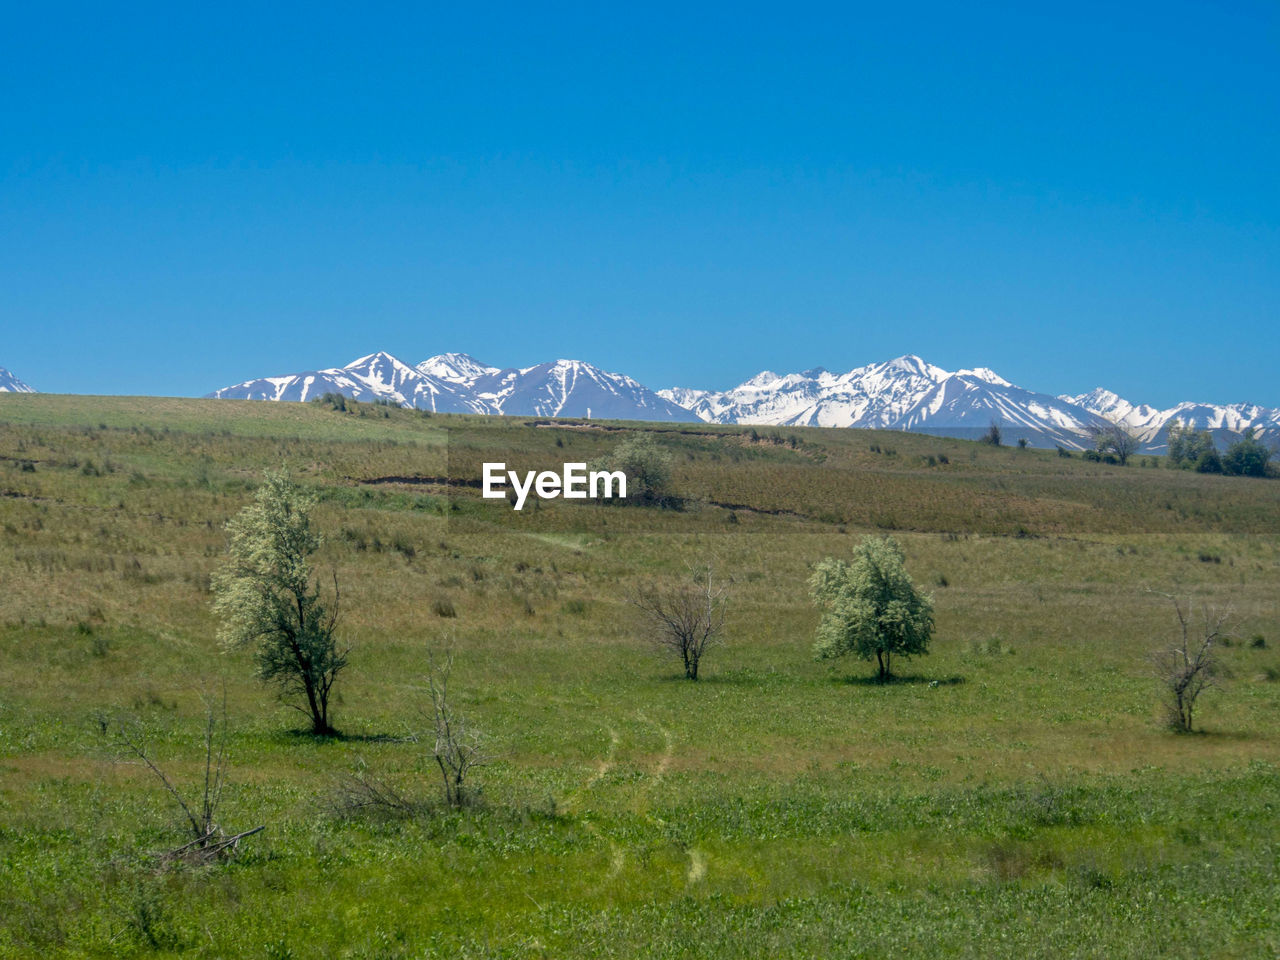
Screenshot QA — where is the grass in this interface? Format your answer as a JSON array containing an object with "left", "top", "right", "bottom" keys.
[{"left": 1, "top": 393, "right": 1278, "bottom": 957}]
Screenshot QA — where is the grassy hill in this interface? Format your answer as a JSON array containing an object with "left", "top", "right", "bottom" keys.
[{"left": 1, "top": 393, "right": 1278, "bottom": 958}]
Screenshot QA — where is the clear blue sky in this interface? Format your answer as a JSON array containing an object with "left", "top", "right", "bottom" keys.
[{"left": 2, "top": 1, "right": 1277, "bottom": 407}]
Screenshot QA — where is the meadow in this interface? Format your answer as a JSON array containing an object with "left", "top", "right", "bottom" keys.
[{"left": 1, "top": 393, "right": 1278, "bottom": 958}]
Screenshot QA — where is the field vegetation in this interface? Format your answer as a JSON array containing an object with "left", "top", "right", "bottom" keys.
[{"left": 1, "top": 393, "right": 1278, "bottom": 957}]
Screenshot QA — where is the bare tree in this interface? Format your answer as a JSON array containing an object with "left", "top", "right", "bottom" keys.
[
  {"left": 1093, "top": 423, "right": 1140, "bottom": 466},
  {"left": 1152, "top": 595, "right": 1227, "bottom": 733},
  {"left": 426, "top": 649, "right": 489, "bottom": 807},
  {"left": 632, "top": 563, "right": 728, "bottom": 680},
  {"left": 112, "top": 691, "right": 263, "bottom": 862}
]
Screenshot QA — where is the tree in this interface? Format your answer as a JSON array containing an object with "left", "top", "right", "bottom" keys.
[
  {"left": 1152, "top": 595, "right": 1225, "bottom": 733},
  {"left": 809, "top": 536, "right": 934, "bottom": 681},
  {"left": 1092, "top": 423, "right": 1139, "bottom": 466},
  {"left": 1167, "top": 421, "right": 1214, "bottom": 468},
  {"left": 632, "top": 563, "right": 727, "bottom": 680},
  {"left": 212, "top": 470, "right": 347, "bottom": 735},
  {"left": 1222, "top": 428, "right": 1272, "bottom": 477},
  {"left": 591, "top": 433, "right": 674, "bottom": 505},
  {"left": 981, "top": 420, "right": 1002, "bottom": 446}
]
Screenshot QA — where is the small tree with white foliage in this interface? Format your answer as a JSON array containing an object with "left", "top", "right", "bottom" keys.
[
  {"left": 212, "top": 470, "right": 347, "bottom": 736},
  {"left": 810, "top": 536, "right": 934, "bottom": 681}
]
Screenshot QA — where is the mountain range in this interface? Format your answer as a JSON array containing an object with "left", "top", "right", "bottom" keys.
[
  {"left": 4, "top": 353, "right": 1273, "bottom": 452},
  {"left": 206, "top": 351, "right": 696, "bottom": 422},
  {"left": 202, "top": 351, "right": 1280, "bottom": 452},
  {"left": 0, "top": 368, "right": 35, "bottom": 393}
]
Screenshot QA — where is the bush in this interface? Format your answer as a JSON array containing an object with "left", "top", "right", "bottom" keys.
[
  {"left": 1195, "top": 450, "right": 1223, "bottom": 474},
  {"left": 426, "top": 650, "right": 489, "bottom": 807},
  {"left": 312, "top": 392, "right": 350, "bottom": 412},
  {"left": 591, "top": 434, "right": 675, "bottom": 505},
  {"left": 1221, "top": 429, "right": 1272, "bottom": 477}
]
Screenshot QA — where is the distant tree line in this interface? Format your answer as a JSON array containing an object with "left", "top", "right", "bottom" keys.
[{"left": 1167, "top": 422, "right": 1273, "bottom": 476}]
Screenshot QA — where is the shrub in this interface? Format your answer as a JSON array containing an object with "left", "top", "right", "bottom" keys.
[
  {"left": 426, "top": 650, "right": 489, "bottom": 807},
  {"left": 1221, "top": 429, "right": 1272, "bottom": 477},
  {"left": 1195, "top": 450, "right": 1223, "bottom": 474},
  {"left": 591, "top": 433, "right": 675, "bottom": 505},
  {"left": 312, "top": 392, "right": 350, "bottom": 412}
]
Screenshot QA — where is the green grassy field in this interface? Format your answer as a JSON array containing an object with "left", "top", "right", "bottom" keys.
[{"left": 1, "top": 393, "right": 1278, "bottom": 958}]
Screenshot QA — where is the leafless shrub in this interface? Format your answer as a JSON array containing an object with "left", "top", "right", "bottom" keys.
[
  {"left": 632, "top": 563, "right": 728, "bottom": 681},
  {"left": 112, "top": 691, "right": 263, "bottom": 863},
  {"left": 332, "top": 757, "right": 422, "bottom": 819},
  {"left": 1151, "top": 594, "right": 1227, "bottom": 733},
  {"left": 426, "top": 649, "right": 489, "bottom": 807},
  {"left": 329, "top": 652, "right": 488, "bottom": 817}
]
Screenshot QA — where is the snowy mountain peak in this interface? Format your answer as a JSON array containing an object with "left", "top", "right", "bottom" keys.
[
  {"left": 882, "top": 354, "right": 945, "bottom": 379},
  {"left": 347, "top": 350, "right": 399, "bottom": 366},
  {"left": 416, "top": 353, "right": 499, "bottom": 383},
  {"left": 1063, "top": 388, "right": 1163, "bottom": 431},
  {"left": 1065, "top": 387, "right": 1123, "bottom": 409},
  {"left": 956, "top": 367, "right": 1012, "bottom": 387},
  {"left": 347, "top": 351, "right": 418, "bottom": 375},
  {"left": 740, "top": 370, "right": 782, "bottom": 389},
  {"left": 0, "top": 367, "right": 35, "bottom": 393}
]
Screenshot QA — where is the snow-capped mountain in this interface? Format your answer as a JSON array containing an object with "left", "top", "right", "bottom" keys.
[
  {"left": 207, "top": 352, "right": 488, "bottom": 413},
  {"left": 209, "top": 352, "right": 698, "bottom": 422},
  {"left": 469, "top": 359, "right": 698, "bottom": 420},
  {"left": 1066, "top": 389, "right": 1280, "bottom": 450},
  {"left": 659, "top": 355, "right": 1114, "bottom": 448},
  {"left": 416, "top": 353, "right": 500, "bottom": 384},
  {"left": 0, "top": 367, "right": 35, "bottom": 393}
]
